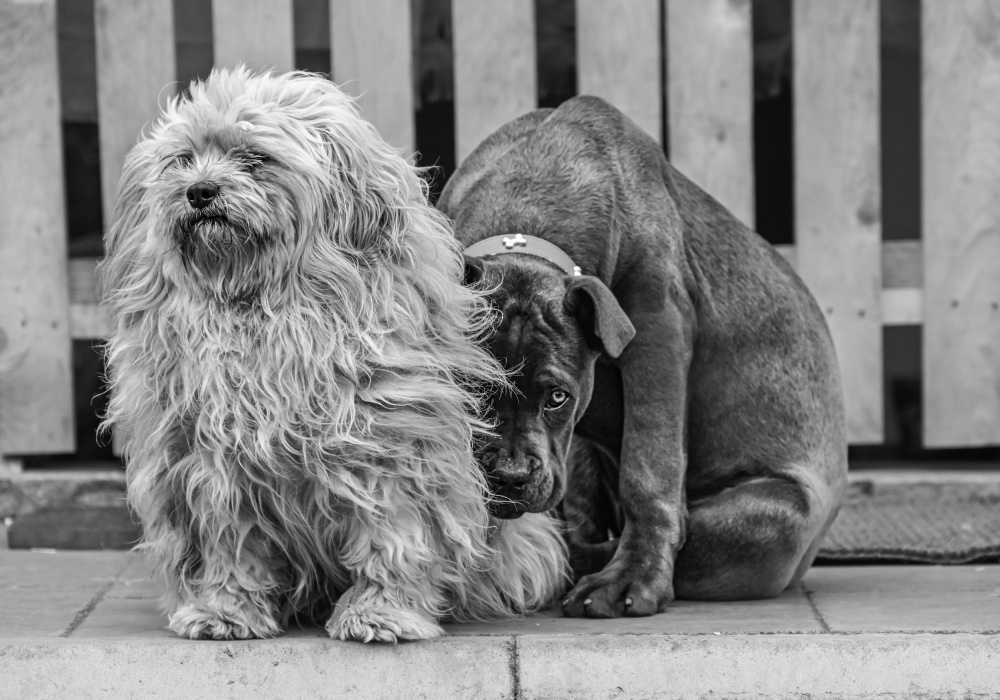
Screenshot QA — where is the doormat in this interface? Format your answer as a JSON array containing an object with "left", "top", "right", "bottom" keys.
[{"left": 817, "top": 481, "right": 1000, "bottom": 564}]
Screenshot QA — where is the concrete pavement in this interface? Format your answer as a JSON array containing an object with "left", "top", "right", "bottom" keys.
[{"left": 2, "top": 550, "right": 999, "bottom": 698}]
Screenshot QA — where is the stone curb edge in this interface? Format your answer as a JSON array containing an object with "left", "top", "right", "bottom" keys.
[{"left": 1, "top": 633, "right": 998, "bottom": 700}]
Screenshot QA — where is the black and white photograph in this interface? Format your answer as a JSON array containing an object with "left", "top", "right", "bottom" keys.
[{"left": 1, "top": 0, "right": 998, "bottom": 697}]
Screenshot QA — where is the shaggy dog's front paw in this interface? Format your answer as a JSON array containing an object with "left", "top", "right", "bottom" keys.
[
  {"left": 168, "top": 602, "right": 282, "bottom": 640},
  {"left": 325, "top": 588, "right": 443, "bottom": 643}
]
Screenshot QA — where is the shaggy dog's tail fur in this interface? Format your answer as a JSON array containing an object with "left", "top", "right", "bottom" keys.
[{"left": 98, "top": 67, "right": 566, "bottom": 641}]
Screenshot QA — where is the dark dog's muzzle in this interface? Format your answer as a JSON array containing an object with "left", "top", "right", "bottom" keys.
[{"left": 481, "top": 449, "right": 554, "bottom": 519}]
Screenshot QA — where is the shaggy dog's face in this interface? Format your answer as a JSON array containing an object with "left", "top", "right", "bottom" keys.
[
  {"left": 162, "top": 123, "right": 288, "bottom": 293},
  {"left": 116, "top": 70, "right": 386, "bottom": 303}
]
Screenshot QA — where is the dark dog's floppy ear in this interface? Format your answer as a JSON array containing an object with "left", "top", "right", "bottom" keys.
[
  {"left": 564, "top": 276, "right": 635, "bottom": 358},
  {"left": 462, "top": 254, "right": 486, "bottom": 286}
]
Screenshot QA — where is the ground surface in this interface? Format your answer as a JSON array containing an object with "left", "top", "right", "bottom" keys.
[{"left": 1, "top": 550, "right": 999, "bottom": 699}]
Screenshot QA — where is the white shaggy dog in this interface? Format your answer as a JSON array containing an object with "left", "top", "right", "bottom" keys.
[{"left": 98, "top": 68, "right": 567, "bottom": 642}]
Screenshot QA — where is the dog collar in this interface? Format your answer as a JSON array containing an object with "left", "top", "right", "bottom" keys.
[{"left": 463, "top": 233, "right": 582, "bottom": 276}]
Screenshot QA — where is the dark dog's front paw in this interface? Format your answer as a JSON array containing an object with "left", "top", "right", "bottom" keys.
[{"left": 561, "top": 561, "right": 672, "bottom": 618}]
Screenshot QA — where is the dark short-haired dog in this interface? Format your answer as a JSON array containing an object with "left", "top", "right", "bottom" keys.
[{"left": 438, "top": 96, "right": 847, "bottom": 617}]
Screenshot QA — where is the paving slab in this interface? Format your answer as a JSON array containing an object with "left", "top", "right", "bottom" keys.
[
  {"left": 0, "top": 550, "right": 130, "bottom": 638},
  {"left": 516, "top": 634, "right": 1000, "bottom": 700},
  {"left": 444, "top": 591, "right": 821, "bottom": 636},
  {"left": 3, "top": 551, "right": 1000, "bottom": 699},
  {"left": 803, "top": 563, "right": 1000, "bottom": 592},
  {"left": 0, "top": 587, "right": 108, "bottom": 639},
  {"left": 810, "top": 589, "right": 1000, "bottom": 633},
  {"left": 0, "top": 550, "right": 127, "bottom": 589},
  {"left": 0, "top": 637, "right": 515, "bottom": 700},
  {"left": 105, "top": 553, "right": 160, "bottom": 600},
  {"left": 804, "top": 564, "right": 1000, "bottom": 633}
]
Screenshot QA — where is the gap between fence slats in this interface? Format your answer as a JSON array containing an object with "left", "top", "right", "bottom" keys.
[
  {"left": 0, "top": 0, "right": 74, "bottom": 454},
  {"left": 213, "top": 0, "right": 295, "bottom": 74},
  {"left": 666, "top": 0, "right": 755, "bottom": 227},
  {"left": 331, "top": 0, "right": 415, "bottom": 152},
  {"left": 452, "top": 0, "right": 536, "bottom": 163},
  {"left": 794, "top": 0, "right": 883, "bottom": 444},
  {"left": 577, "top": 0, "right": 662, "bottom": 144},
  {"left": 922, "top": 0, "right": 1000, "bottom": 447}
]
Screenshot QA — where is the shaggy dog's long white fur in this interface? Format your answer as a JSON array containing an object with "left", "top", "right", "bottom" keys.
[{"left": 98, "top": 68, "right": 567, "bottom": 642}]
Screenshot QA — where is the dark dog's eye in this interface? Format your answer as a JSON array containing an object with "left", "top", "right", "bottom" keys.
[
  {"left": 545, "top": 389, "right": 570, "bottom": 410},
  {"left": 173, "top": 153, "right": 193, "bottom": 168}
]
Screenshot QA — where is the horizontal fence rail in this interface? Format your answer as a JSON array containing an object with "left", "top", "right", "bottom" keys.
[
  {"left": 61, "top": 240, "right": 926, "bottom": 340},
  {"left": 1, "top": 0, "right": 998, "bottom": 454}
]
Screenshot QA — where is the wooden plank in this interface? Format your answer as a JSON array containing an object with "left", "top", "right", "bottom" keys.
[
  {"left": 666, "top": 0, "right": 754, "bottom": 227},
  {"left": 212, "top": 0, "right": 294, "bottom": 73},
  {"left": 576, "top": 0, "right": 661, "bottom": 143},
  {"left": 794, "top": 0, "right": 882, "bottom": 443},
  {"left": 0, "top": 0, "right": 74, "bottom": 453},
  {"left": 922, "top": 0, "right": 1000, "bottom": 446},
  {"left": 882, "top": 289, "right": 922, "bottom": 327},
  {"left": 452, "top": 0, "right": 536, "bottom": 163},
  {"left": 331, "top": 0, "right": 414, "bottom": 151},
  {"left": 94, "top": 0, "right": 175, "bottom": 236}
]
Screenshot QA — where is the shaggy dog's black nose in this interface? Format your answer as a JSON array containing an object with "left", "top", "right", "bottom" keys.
[{"left": 187, "top": 182, "right": 219, "bottom": 209}]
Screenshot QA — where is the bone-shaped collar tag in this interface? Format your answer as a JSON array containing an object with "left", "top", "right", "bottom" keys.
[
  {"left": 502, "top": 233, "right": 528, "bottom": 249},
  {"left": 464, "top": 233, "right": 582, "bottom": 277}
]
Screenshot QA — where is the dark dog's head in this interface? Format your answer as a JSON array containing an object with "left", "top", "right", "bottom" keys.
[{"left": 466, "top": 253, "right": 634, "bottom": 518}]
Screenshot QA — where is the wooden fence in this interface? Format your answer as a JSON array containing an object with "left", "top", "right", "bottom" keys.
[{"left": 0, "top": 0, "right": 998, "bottom": 456}]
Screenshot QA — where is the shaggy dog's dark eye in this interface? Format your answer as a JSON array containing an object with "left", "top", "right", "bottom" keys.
[
  {"left": 545, "top": 389, "right": 570, "bottom": 410},
  {"left": 173, "top": 153, "right": 194, "bottom": 168},
  {"left": 243, "top": 150, "right": 275, "bottom": 171}
]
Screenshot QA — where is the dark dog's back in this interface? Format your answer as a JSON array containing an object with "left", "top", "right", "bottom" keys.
[{"left": 440, "top": 96, "right": 845, "bottom": 496}]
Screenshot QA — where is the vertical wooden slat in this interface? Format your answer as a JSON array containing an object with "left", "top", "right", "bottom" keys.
[
  {"left": 94, "top": 0, "right": 176, "bottom": 234},
  {"left": 794, "top": 0, "right": 882, "bottom": 443},
  {"left": 0, "top": 0, "right": 74, "bottom": 453},
  {"left": 452, "top": 0, "right": 536, "bottom": 163},
  {"left": 94, "top": 0, "right": 175, "bottom": 458},
  {"left": 212, "top": 0, "right": 295, "bottom": 73},
  {"left": 331, "top": 0, "right": 415, "bottom": 151},
  {"left": 576, "top": 0, "right": 661, "bottom": 143},
  {"left": 922, "top": 0, "right": 1000, "bottom": 446},
  {"left": 666, "top": 0, "right": 754, "bottom": 227}
]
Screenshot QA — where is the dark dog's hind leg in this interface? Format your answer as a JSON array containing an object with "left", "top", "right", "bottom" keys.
[
  {"left": 672, "top": 476, "right": 821, "bottom": 601},
  {"left": 562, "top": 436, "right": 622, "bottom": 580}
]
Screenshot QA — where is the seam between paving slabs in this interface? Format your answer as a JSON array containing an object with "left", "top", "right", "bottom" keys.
[
  {"left": 59, "top": 558, "right": 131, "bottom": 637},
  {"left": 508, "top": 637, "right": 522, "bottom": 700},
  {"left": 800, "top": 582, "right": 832, "bottom": 633}
]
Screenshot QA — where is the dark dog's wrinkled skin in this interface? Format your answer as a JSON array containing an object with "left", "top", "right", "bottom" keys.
[
  {"left": 439, "top": 96, "right": 847, "bottom": 617},
  {"left": 464, "top": 255, "right": 634, "bottom": 519}
]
